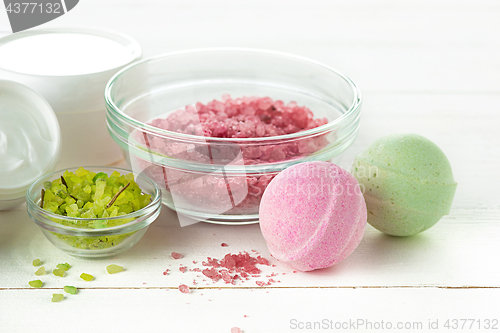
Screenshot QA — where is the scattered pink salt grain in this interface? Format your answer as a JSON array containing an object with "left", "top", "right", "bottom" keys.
[
  {"left": 171, "top": 252, "right": 183, "bottom": 259},
  {"left": 231, "top": 327, "right": 242, "bottom": 333},
  {"left": 178, "top": 284, "right": 190, "bottom": 294},
  {"left": 162, "top": 269, "right": 170, "bottom": 275},
  {"left": 179, "top": 265, "right": 188, "bottom": 273},
  {"left": 202, "top": 268, "right": 221, "bottom": 282},
  {"left": 221, "top": 243, "right": 228, "bottom": 247}
]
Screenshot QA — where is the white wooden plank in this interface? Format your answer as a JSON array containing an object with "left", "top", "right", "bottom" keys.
[
  {"left": 1, "top": 205, "right": 499, "bottom": 289},
  {"left": 1, "top": 287, "right": 499, "bottom": 333}
]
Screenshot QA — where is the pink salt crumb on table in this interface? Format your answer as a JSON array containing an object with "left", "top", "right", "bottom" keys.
[
  {"left": 231, "top": 327, "right": 242, "bottom": 333},
  {"left": 171, "top": 252, "right": 183, "bottom": 259},
  {"left": 178, "top": 284, "right": 190, "bottom": 294}
]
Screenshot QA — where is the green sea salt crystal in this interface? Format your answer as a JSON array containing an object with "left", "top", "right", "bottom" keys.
[
  {"left": 32, "top": 259, "right": 42, "bottom": 266},
  {"left": 35, "top": 266, "right": 46, "bottom": 276},
  {"left": 80, "top": 273, "right": 94, "bottom": 281},
  {"left": 29, "top": 280, "right": 43, "bottom": 288},
  {"left": 51, "top": 294, "right": 64, "bottom": 302},
  {"left": 63, "top": 286, "right": 78, "bottom": 295},
  {"left": 56, "top": 263, "right": 71, "bottom": 271},
  {"left": 106, "top": 264, "right": 124, "bottom": 274},
  {"left": 53, "top": 268, "right": 65, "bottom": 277}
]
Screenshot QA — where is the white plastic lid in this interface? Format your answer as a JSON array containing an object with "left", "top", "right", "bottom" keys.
[
  {"left": 0, "top": 80, "right": 61, "bottom": 202},
  {"left": 0, "top": 29, "right": 140, "bottom": 76}
]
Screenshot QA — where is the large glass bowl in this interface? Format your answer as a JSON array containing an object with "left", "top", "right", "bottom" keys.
[
  {"left": 26, "top": 167, "right": 162, "bottom": 258},
  {"left": 105, "top": 48, "right": 362, "bottom": 224}
]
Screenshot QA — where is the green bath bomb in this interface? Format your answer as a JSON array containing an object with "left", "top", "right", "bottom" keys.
[{"left": 352, "top": 133, "right": 457, "bottom": 236}]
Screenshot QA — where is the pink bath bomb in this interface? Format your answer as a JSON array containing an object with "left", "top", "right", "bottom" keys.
[{"left": 259, "top": 161, "right": 367, "bottom": 271}]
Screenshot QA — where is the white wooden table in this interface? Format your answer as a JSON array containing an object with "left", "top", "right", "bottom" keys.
[{"left": 1, "top": 1, "right": 499, "bottom": 332}]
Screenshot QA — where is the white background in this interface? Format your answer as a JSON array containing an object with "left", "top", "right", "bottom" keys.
[{"left": 1, "top": 1, "right": 499, "bottom": 332}]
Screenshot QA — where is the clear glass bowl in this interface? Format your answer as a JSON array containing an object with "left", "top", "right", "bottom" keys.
[
  {"left": 26, "top": 167, "right": 162, "bottom": 258},
  {"left": 105, "top": 48, "right": 362, "bottom": 224}
]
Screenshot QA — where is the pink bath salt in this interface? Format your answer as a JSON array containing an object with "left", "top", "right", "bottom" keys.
[
  {"left": 231, "top": 328, "right": 242, "bottom": 333},
  {"left": 178, "top": 284, "right": 190, "bottom": 294},
  {"left": 221, "top": 243, "right": 228, "bottom": 247},
  {"left": 220, "top": 270, "right": 234, "bottom": 284},
  {"left": 150, "top": 96, "right": 327, "bottom": 139},
  {"left": 202, "top": 268, "right": 221, "bottom": 282},
  {"left": 179, "top": 266, "right": 188, "bottom": 273},
  {"left": 202, "top": 257, "right": 220, "bottom": 268},
  {"left": 171, "top": 252, "right": 183, "bottom": 259},
  {"left": 256, "top": 256, "right": 270, "bottom": 266},
  {"left": 256, "top": 281, "right": 266, "bottom": 287},
  {"left": 259, "top": 161, "right": 367, "bottom": 271},
  {"left": 162, "top": 269, "right": 170, "bottom": 276}
]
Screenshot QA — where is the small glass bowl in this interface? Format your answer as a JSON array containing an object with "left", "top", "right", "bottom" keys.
[
  {"left": 26, "top": 167, "right": 161, "bottom": 259},
  {"left": 105, "top": 48, "right": 362, "bottom": 224}
]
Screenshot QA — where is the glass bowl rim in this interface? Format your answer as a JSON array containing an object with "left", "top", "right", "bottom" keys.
[
  {"left": 104, "top": 47, "right": 362, "bottom": 143},
  {"left": 26, "top": 166, "right": 162, "bottom": 233}
]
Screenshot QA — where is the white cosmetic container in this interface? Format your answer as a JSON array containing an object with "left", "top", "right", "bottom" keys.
[
  {"left": 0, "top": 81, "right": 60, "bottom": 210},
  {"left": 0, "top": 28, "right": 141, "bottom": 169}
]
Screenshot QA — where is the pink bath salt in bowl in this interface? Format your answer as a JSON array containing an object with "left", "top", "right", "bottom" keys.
[
  {"left": 142, "top": 95, "right": 329, "bottom": 165},
  {"left": 259, "top": 161, "right": 367, "bottom": 271}
]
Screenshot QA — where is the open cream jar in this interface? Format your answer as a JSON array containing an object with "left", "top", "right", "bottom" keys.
[{"left": 0, "top": 28, "right": 141, "bottom": 169}]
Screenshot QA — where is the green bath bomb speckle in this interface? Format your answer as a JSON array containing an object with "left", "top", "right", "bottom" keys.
[{"left": 352, "top": 133, "right": 457, "bottom": 236}]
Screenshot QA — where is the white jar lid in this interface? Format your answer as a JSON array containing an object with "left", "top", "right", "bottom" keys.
[
  {"left": 0, "top": 28, "right": 142, "bottom": 114},
  {"left": 0, "top": 80, "right": 61, "bottom": 206}
]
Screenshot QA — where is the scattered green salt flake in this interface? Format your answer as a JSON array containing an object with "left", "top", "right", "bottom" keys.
[
  {"left": 63, "top": 286, "right": 78, "bottom": 295},
  {"left": 51, "top": 294, "right": 64, "bottom": 302},
  {"left": 32, "top": 259, "right": 42, "bottom": 266},
  {"left": 53, "top": 268, "right": 65, "bottom": 277},
  {"left": 29, "top": 280, "right": 43, "bottom": 288},
  {"left": 106, "top": 264, "right": 124, "bottom": 274},
  {"left": 35, "top": 266, "right": 46, "bottom": 276},
  {"left": 56, "top": 263, "right": 71, "bottom": 271},
  {"left": 80, "top": 273, "right": 94, "bottom": 281}
]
